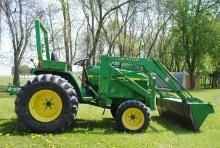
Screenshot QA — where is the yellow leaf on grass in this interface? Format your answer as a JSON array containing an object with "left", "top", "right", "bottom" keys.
[
  {"left": 31, "top": 134, "right": 42, "bottom": 139},
  {"left": 46, "top": 139, "right": 52, "bottom": 144}
]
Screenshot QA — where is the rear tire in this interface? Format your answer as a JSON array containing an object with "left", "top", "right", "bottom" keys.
[
  {"left": 15, "top": 74, "right": 78, "bottom": 133},
  {"left": 115, "top": 100, "right": 151, "bottom": 133}
]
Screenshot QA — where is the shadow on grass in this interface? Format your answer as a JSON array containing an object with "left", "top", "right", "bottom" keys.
[
  {"left": 0, "top": 85, "right": 13, "bottom": 98},
  {"left": 66, "top": 118, "right": 117, "bottom": 134},
  {"left": 0, "top": 116, "right": 199, "bottom": 135},
  {"left": 151, "top": 116, "right": 199, "bottom": 135},
  {"left": 0, "top": 85, "right": 8, "bottom": 93},
  {"left": 0, "top": 119, "right": 27, "bottom": 136},
  {"left": 0, "top": 118, "right": 116, "bottom": 135},
  {"left": 0, "top": 93, "right": 14, "bottom": 99}
]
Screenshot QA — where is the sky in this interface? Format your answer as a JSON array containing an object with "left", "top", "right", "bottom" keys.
[
  {"left": 0, "top": 32, "right": 12, "bottom": 76},
  {"left": 0, "top": 0, "right": 153, "bottom": 76},
  {"left": 0, "top": 0, "right": 54, "bottom": 76},
  {"left": 0, "top": 64, "right": 11, "bottom": 76},
  {"left": 0, "top": 0, "right": 86, "bottom": 76}
]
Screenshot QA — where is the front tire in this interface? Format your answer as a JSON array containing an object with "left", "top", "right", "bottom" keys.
[
  {"left": 115, "top": 100, "right": 151, "bottom": 133},
  {"left": 15, "top": 74, "right": 78, "bottom": 133}
]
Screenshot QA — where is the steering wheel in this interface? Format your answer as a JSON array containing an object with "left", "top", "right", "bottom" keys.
[{"left": 74, "top": 58, "right": 91, "bottom": 66}]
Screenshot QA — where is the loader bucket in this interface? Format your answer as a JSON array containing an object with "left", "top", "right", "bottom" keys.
[{"left": 156, "top": 97, "right": 214, "bottom": 131}]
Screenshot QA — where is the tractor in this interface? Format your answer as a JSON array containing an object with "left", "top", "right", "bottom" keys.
[{"left": 15, "top": 20, "right": 214, "bottom": 133}]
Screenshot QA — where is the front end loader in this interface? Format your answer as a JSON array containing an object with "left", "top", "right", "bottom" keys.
[{"left": 15, "top": 20, "right": 214, "bottom": 133}]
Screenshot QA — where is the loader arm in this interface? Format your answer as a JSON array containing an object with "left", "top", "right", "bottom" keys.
[
  {"left": 99, "top": 56, "right": 192, "bottom": 102},
  {"left": 142, "top": 58, "right": 194, "bottom": 102}
]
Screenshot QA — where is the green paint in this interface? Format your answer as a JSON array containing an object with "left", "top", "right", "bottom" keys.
[
  {"left": 41, "top": 60, "right": 67, "bottom": 71},
  {"left": 190, "top": 102, "right": 214, "bottom": 130},
  {"left": 35, "top": 20, "right": 50, "bottom": 61}
]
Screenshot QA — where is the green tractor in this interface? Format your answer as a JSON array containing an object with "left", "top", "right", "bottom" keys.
[{"left": 15, "top": 20, "right": 214, "bottom": 133}]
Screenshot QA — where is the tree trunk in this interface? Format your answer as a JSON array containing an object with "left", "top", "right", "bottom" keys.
[
  {"left": 60, "top": 0, "right": 70, "bottom": 64},
  {"left": 189, "top": 68, "right": 195, "bottom": 89},
  {"left": 89, "top": 20, "right": 103, "bottom": 60},
  {"left": 1, "top": 0, "right": 42, "bottom": 86},
  {"left": 13, "top": 56, "right": 20, "bottom": 86}
]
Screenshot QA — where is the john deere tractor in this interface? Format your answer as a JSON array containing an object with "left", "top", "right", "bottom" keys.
[{"left": 15, "top": 20, "right": 214, "bottom": 133}]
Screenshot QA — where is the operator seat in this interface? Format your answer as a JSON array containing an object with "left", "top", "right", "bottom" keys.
[
  {"left": 51, "top": 52, "right": 58, "bottom": 61},
  {"left": 74, "top": 58, "right": 91, "bottom": 87},
  {"left": 82, "top": 60, "right": 91, "bottom": 87}
]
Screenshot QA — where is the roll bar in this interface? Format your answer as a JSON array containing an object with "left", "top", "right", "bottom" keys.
[{"left": 35, "top": 20, "right": 50, "bottom": 61}]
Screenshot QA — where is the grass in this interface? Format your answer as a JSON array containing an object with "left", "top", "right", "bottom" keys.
[{"left": 0, "top": 76, "right": 220, "bottom": 148}]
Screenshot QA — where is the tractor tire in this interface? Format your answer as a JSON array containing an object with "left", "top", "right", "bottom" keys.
[
  {"left": 15, "top": 74, "right": 78, "bottom": 133},
  {"left": 115, "top": 100, "right": 151, "bottom": 133}
]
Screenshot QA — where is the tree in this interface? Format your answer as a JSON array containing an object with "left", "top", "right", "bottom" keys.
[
  {"left": 46, "top": 3, "right": 63, "bottom": 53},
  {"left": 60, "top": 0, "right": 76, "bottom": 69},
  {"left": 102, "top": 1, "right": 141, "bottom": 56},
  {"left": 1, "top": 0, "right": 43, "bottom": 85},
  {"left": 12, "top": 64, "right": 30, "bottom": 77},
  {"left": 80, "top": 0, "right": 135, "bottom": 63},
  {"left": 166, "top": 0, "right": 220, "bottom": 89}
]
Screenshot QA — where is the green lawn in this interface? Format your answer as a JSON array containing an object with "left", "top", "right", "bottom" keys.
[{"left": 0, "top": 76, "right": 219, "bottom": 148}]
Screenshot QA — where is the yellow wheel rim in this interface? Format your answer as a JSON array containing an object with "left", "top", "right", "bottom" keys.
[
  {"left": 122, "top": 108, "right": 145, "bottom": 130},
  {"left": 29, "top": 89, "right": 62, "bottom": 122}
]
